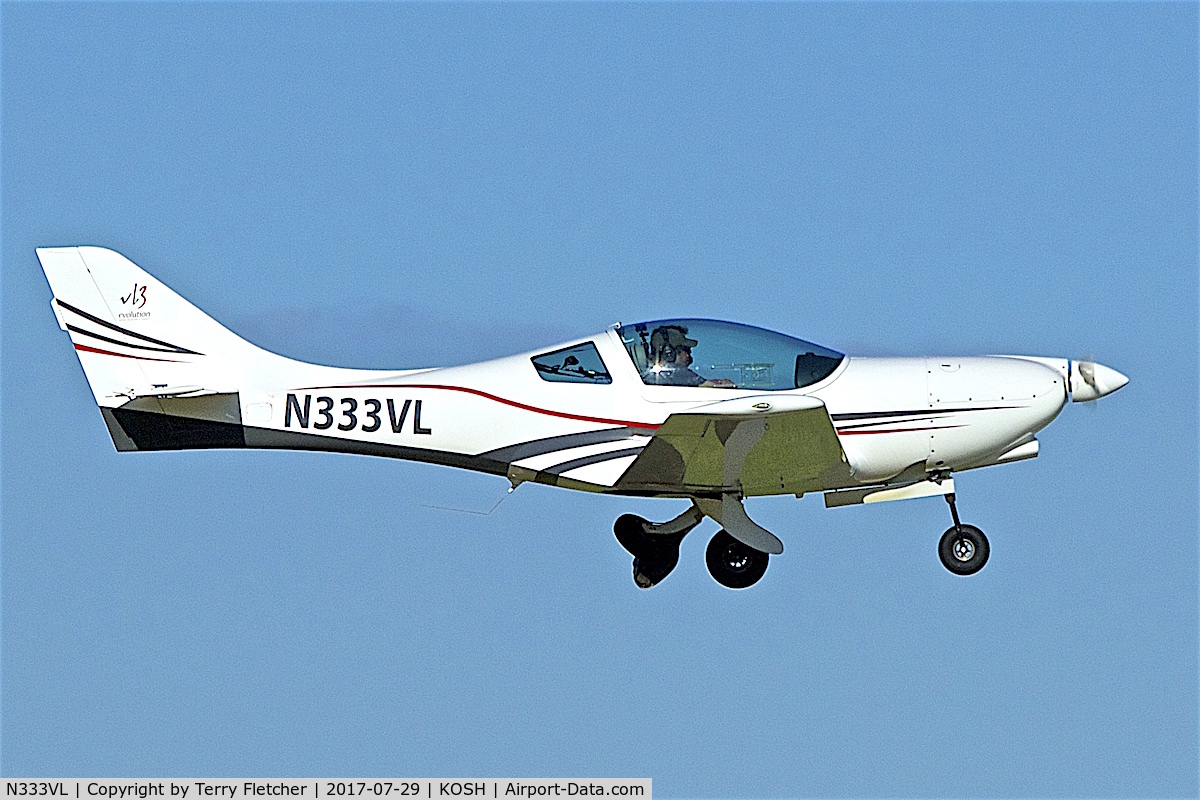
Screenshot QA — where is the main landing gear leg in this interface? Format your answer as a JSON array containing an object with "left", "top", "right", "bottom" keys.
[
  {"left": 614, "top": 496, "right": 783, "bottom": 590},
  {"left": 614, "top": 504, "right": 704, "bottom": 589},
  {"left": 938, "top": 491, "right": 989, "bottom": 575}
]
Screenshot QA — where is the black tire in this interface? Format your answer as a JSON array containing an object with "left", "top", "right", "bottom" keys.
[
  {"left": 705, "top": 530, "right": 769, "bottom": 589},
  {"left": 615, "top": 514, "right": 683, "bottom": 589},
  {"left": 938, "top": 524, "right": 990, "bottom": 575}
]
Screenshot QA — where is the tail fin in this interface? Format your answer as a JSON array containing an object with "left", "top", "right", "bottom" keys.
[
  {"left": 40, "top": 246, "right": 398, "bottom": 452},
  {"left": 37, "top": 246, "right": 267, "bottom": 407}
]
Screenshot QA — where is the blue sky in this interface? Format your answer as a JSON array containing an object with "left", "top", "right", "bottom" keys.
[{"left": 2, "top": 2, "right": 1196, "bottom": 795}]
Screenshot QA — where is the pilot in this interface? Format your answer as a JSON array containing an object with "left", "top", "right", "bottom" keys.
[{"left": 644, "top": 325, "right": 734, "bottom": 387}]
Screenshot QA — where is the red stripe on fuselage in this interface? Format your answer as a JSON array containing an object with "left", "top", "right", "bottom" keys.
[
  {"left": 294, "top": 383, "right": 661, "bottom": 430},
  {"left": 836, "top": 425, "right": 965, "bottom": 435},
  {"left": 74, "top": 343, "right": 184, "bottom": 363}
]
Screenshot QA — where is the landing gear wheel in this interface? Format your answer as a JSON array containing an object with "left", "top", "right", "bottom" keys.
[
  {"left": 614, "top": 514, "right": 683, "bottom": 589},
  {"left": 938, "top": 524, "right": 989, "bottom": 575},
  {"left": 705, "top": 530, "right": 769, "bottom": 589}
]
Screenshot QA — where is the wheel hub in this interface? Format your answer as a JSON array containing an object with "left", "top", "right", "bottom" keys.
[
  {"left": 706, "top": 530, "right": 770, "bottom": 589},
  {"left": 952, "top": 537, "right": 975, "bottom": 562},
  {"left": 724, "top": 547, "right": 751, "bottom": 571}
]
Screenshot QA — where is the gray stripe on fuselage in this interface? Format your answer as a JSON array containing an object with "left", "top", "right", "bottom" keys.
[
  {"left": 479, "top": 427, "right": 642, "bottom": 463},
  {"left": 544, "top": 447, "right": 646, "bottom": 476},
  {"left": 835, "top": 415, "right": 949, "bottom": 430},
  {"left": 830, "top": 405, "right": 1025, "bottom": 422},
  {"left": 242, "top": 426, "right": 509, "bottom": 476}
]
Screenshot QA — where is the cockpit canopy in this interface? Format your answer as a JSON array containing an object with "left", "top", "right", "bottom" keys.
[{"left": 616, "top": 319, "right": 844, "bottom": 390}]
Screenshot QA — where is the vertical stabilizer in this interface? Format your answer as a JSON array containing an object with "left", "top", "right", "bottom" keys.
[{"left": 37, "top": 246, "right": 266, "bottom": 406}]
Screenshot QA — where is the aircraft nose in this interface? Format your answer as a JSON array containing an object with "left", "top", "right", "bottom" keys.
[{"left": 1069, "top": 360, "right": 1129, "bottom": 402}]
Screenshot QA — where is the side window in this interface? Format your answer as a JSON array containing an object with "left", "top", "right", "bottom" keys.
[
  {"left": 531, "top": 342, "right": 612, "bottom": 384},
  {"left": 795, "top": 351, "right": 842, "bottom": 388}
]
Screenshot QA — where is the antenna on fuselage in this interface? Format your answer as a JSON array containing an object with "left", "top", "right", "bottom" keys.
[{"left": 420, "top": 491, "right": 512, "bottom": 517}]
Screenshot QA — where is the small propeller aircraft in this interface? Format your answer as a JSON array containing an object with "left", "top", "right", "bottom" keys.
[{"left": 38, "top": 246, "right": 1128, "bottom": 589}]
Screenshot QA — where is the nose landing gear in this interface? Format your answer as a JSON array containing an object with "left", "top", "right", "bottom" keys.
[{"left": 938, "top": 492, "right": 989, "bottom": 575}]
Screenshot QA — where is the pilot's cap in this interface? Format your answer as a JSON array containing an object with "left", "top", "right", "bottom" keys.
[{"left": 651, "top": 325, "right": 698, "bottom": 351}]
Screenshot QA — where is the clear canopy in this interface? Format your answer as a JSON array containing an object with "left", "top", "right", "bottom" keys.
[{"left": 616, "top": 319, "right": 843, "bottom": 390}]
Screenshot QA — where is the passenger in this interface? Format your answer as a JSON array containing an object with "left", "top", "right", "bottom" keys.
[{"left": 643, "top": 325, "right": 734, "bottom": 387}]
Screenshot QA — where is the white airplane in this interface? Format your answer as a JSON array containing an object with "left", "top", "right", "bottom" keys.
[{"left": 38, "top": 246, "right": 1129, "bottom": 589}]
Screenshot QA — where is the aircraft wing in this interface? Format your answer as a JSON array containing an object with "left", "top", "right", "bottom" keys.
[{"left": 615, "top": 395, "right": 854, "bottom": 497}]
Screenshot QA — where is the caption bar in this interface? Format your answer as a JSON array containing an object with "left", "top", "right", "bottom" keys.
[{"left": 4, "top": 781, "right": 650, "bottom": 800}]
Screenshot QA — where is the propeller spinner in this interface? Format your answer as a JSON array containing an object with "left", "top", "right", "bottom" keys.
[{"left": 1069, "top": 360, "right": 1129, "bottom": 402}]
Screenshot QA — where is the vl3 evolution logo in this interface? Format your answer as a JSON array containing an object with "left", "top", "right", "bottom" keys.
[{"left": 118, "top": 282, "right": 150, "bottom": 319}]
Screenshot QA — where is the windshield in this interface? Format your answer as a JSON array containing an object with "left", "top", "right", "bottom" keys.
[{"left": 616, "top": 319, "right": 843, "bottom": 390}]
